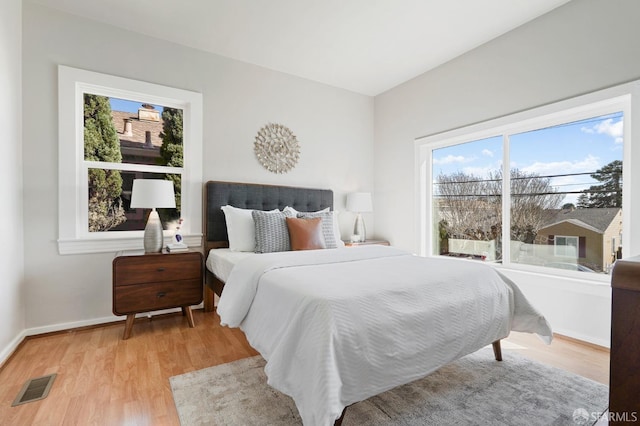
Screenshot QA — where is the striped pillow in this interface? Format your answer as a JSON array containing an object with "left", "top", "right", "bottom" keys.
[{"left": 252, "top": 210, "right": 291, "bottom": 253}]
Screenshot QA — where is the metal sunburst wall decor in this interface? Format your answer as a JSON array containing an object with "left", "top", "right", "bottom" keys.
[{"left": 254, "top": 123, "right": 300, "bottom": 174}]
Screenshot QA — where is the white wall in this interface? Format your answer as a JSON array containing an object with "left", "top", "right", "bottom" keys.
[
  {"left": 21, "top": 3, "right": 374, "bottom": 333},
  {"left": 374, "top": 0, "right": 640, "bottom": 347},
  {"left": 0, "top": 0, "right": 25, "bottom": 364}
]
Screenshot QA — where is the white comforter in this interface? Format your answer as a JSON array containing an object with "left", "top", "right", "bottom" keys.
[{"left": 217, "top": 246, "right": 553, "bottom": 426}]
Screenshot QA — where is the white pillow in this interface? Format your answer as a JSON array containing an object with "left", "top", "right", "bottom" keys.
[
  {"left": 284, "top": 206, "right": 344, "bottom": 248},
  {"left": 221, "top": 205, "right": 255, "bottom": 252},
  {"left": 221, "top": 206, "right": 278, "bottom": 252}
]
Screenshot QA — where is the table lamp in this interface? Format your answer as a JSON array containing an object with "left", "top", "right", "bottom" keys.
[
  {"left": 130, "top": 179, "right": 176, "bottom": 253},
  {"left": 346, "top": 192, "right": 373, "bottom": 243}
]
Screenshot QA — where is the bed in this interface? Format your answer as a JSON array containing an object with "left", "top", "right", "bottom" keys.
[{"left": 203, "top": 181, "right": 553, "bottom": 426}]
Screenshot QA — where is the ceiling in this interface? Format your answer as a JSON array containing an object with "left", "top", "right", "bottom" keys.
[{"left": 31, "top": 0, "right": 571, "bottom": 96}]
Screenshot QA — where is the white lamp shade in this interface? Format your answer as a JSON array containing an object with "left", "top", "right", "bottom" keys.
[
  {"left": 346, "top": 192, "right": 373, "bottom": 212},
  {"left": 130, "top": 179, "right": 176, "bottom": 209}
]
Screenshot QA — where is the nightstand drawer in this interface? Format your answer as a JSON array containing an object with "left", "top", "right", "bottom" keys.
[
  {"left": 113, "top": 279, "right": 203, "bottom": 315},
  {"left": 113, "top": 253, "right": 202, "bottom": 286}
]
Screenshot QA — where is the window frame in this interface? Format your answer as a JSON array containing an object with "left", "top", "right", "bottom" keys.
[
  {"left": 58, "top": 65, "right": 203, "bottom": 254},
  {"left": 415, "top": 81, "right": 639, "bottom": 283}
]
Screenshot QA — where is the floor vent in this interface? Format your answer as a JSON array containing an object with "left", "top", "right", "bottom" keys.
[{"left": 12, "top": 373, "right": 57, "bottom": 406}]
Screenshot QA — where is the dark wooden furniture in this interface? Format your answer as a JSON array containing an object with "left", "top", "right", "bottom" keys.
[
  {"left": 113, "top": 251, "right": 203, "bottom": 339},
  {"left": 344, "top": 239, "right": 390, "bottom": 247},
  {"left": 202, "top": 181, "right": 333, "bottom": 311},
  {"left": 609, "top": 255, "right": 640, "bottom": 423}
]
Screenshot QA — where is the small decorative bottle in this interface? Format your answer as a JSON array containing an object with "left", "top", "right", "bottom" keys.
[{"left": 174, "top": 218, "right": 184, "bottom": 244}]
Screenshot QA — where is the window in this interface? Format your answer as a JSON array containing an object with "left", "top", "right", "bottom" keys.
[
  {"left": 416, "top": 82, "right": 636, "bottom": 280},
  {"left": 553, "top": 236, "right": 579, "bottom": 258},
  {"left": 58, "top": 66, "right": 203, "bottom": 254}
]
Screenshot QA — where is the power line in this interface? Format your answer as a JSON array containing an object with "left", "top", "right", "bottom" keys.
[
  {"left": 435, "top": 189, "right": 621, "bottom": 198},
  {"left": 514, "top": 172, "right": 596, "bottom": 180},
  {"left": 551, "top": 182, "right": 598, "bottom": 188},
  {"left": 434, "top": 171, "right": 602, "bottom": 185}
]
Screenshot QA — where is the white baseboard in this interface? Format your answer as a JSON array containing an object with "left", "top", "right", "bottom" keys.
[
  {"left": 553, "top": 327, "right": 610, "bottom": 349},
  {"left": 23, "top": 305, "right": 203, "bottom": 336},
  {"left": 24, "top": 314, "right": 126, "bottom": 336},
  {"left": 0, "top": 329, "right": 27, "bottom": 368}
]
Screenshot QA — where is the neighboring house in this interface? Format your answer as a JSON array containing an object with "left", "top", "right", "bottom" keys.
[
  {"left": 111, "top": 105, "right": 164, "bottom": 166},
  {"left": 536, "top": 207, "right": 622, "bottom": 272}
]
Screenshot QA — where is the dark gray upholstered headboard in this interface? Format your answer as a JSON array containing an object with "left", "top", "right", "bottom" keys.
[{"left": 204, "top": 181, "right": 333, "bottom": 251}]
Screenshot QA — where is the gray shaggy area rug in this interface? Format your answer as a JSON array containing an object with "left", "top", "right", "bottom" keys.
[{"left": 170, "top": 348, "right": 608, "bottom": 425}]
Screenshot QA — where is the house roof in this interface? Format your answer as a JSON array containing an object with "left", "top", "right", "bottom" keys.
[
  {"left": 111, "top": 110, "right": 163, "bottom": 149},
  {"left": 540, "top": 208, "right": 621, "bottom": 234}
]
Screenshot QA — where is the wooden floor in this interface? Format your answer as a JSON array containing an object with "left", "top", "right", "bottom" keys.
[{"left": 0, "top": 310, "right": 609, "bottom": 425}]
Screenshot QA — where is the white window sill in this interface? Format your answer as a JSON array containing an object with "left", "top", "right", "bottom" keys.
[
  {"left": 57, "top": 233, "right": 203, "bottom": 255},
  {"left": 493, "top": 263, "right": 611, "bottom": 286},
  {"left": 429, "top": 254, "right": 612, "bottom": 286}
]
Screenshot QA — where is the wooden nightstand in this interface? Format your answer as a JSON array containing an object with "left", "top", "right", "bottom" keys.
[
  {"left": 344, "top": 239, "right": 390, "bottom": 247},
  {"left": 112, "top": 250, "right": 203, "bottom": 340}
]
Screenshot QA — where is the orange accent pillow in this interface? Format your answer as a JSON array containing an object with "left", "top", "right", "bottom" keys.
[{"left": 286, "top": 217, "right": 327, "bottom": 251}]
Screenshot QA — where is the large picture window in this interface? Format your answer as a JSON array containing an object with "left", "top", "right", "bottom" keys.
[
  {"left": 417, "top": 84, "right": 635, "bottom": 280},
  {"left": 58, "top": 66, "right": 203, "bottom": 254}
]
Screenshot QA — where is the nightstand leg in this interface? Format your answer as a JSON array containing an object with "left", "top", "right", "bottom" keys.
[
  {"left": 123, "top": 314, "right": 135, "bottom": 340},
  {"left": 183, "top": 306, "right": 195, "bottom": 328}
]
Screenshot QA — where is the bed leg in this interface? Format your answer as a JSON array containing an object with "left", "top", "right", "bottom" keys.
[
  {"left": 204, "top": 285, "right": 215, "bottom": 313},
  {"left": 334, "top": 407, "right": 347, "bottom": 426},
  {"left": 492, "top": 340, "right": 503, "bottom": 361}
]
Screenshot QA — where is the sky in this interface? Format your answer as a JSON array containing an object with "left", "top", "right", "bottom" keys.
[
  {"left": 109, "top": 97, "right": 164, "bottom": 114},
  {"left": 432, "top": 112, "right": 624, "bottom": 205}
]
